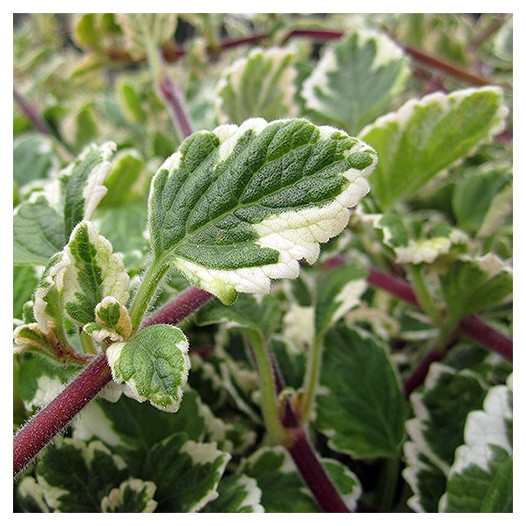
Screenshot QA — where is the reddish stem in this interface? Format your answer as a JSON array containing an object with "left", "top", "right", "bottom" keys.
[
  {"left": 142, "top": 287, "right": 213, "bottom": 327},
  {"left": 13, "top": 86, "right": 52, "bottom": 136},
  {"left": 13, "top": 355, "right": 112, "bottom": 477},
  {"left": 403, "top": 349, "right": 444, "bottom": 397},
  {"left": 159, "top": 76, "right": 194, "bottom": 141},
  {"left": 270, "top": 352, "right": 351, "bottom": 512}
]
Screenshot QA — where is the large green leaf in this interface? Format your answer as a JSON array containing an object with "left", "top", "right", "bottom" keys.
[
  {"left": 360, "top": 87, "right": 507, "bottom": 209},
  {"left": 13, "top": 265, "right": 38, "bottom": 320},
  {"left": 148, "top": 118, "right": 377, "bottom": 304},
  {"left": 217, "top": 47, "right": 297, "bottom": 124},
  {"left": 107, "top": 324, "right": 190, "bottom": 412},
  {"left": 439, "top": 375, "right": 512, "bottom": 512},
  {"left": 301, "top": 30, "right": 410, "bottom": 134},
  {"left": 314, "top": 325, "right": 406, "bottom": 459},
  {"left": 403, "top": 363, "right": 487, "bottom": 512}
]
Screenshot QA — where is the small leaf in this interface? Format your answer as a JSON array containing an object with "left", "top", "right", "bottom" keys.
[
  {"left": 217, "top": 47, "right": 297, "bottom": 124},
  {"left": 439, "top": 254, "right": 512, "bottom": 320},
  {"left": 15, "top": 477, "right": 51, "bottom": 512},
  {"left": 439, "top": 375, "right": 512, "bottom": 512},
  {"left": 84, "top": 296, "right": 132, "bottom": 342},
  {"left": 301, "top": 29, "right": 410, "bottom": 134},
  {"left": 62, "top": 221, "right": 130, "bottom": 325},
  {"left": 148, "top": 118, "right": 377, "bottom": 304},
  {"left": 360, "top": 87, "right": 507, "bottom": 209},
  {"left": 14, "top": 133, "right": 58, "bottom": 187},
  {"left": 59, "top": 141, "right": 116, "bottom": 236},
  {"left": 107, "top": 324, "right": 190, "bottom": 412},
  {"left": 315, "top": 261, "right": 367, "bottom": 334},
  {"left": 315, "top": 325, "right": 406, "bottom": 459},
  {"left": 363, "top": 209, "right": 468, "bottom": 264},
  {"left": 101, "top": 478, "right": 158, "bottom": 513},
  {"left": 99, "top": 149, "right": 145, "bottom": 208},
  {"left": 202, "top": 473, "right": 264, "bottom": 513},
  {"left": 403, "top": 363, "right": 487, "bottom": 512},
  {"left": 13, "top": 195, "right": 65, "bottom": 265},
  {"left": 116, "top": 13, "right": 177, "bottom": 60},
  {"left": 143, "top": 432, "right": 230, "bottom": 512}
]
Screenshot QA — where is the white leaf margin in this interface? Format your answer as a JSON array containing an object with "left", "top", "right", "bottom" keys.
[{"left": 438, "top": 374, "right": 513, "bottom": 512}]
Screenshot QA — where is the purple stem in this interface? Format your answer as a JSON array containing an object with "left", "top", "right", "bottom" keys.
[
  {"left": 13, "top": 355, "right": 112, "bottom": 477},
  {"left": 13, "top": 86, "right": 52, "bottom": 136},
  {"left": 269, "top": 352, "right": 351, "bottom": 512},
  {"left": 403, "top": 349, "right": 444, "bottom": 397},
  {"left": 159, "top": 76, "right": 194, "bottom": 141}
]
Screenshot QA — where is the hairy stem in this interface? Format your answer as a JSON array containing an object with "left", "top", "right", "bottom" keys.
[
  {"left": 13, "top": 86, "right": 52, "bottom": 136},
  {"left": 13, "top": 355, "right": 112, "bottom": 477}
]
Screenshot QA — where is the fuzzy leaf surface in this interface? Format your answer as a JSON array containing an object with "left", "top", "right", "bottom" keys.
[
  {"left": 148, "top": 118, "right": 377, "bottom": 304},
  {"left": 301, "top": 30, "right": 410, "bottom": 134},
  {"left": 107, "top": 324, "right": 190, "bottom": 412},
  {"left": 440, "top": 375, "right": 512, "bottom": 512},
  {"left": 62, "top": 221, "right": 130, "bottom": 325},
  {"left": 360, "top": 87, "right": 507, "bottom": 209},
  {"left": 315, "top": 325, "right": 406, "bottom": 458},
  {"left": 403, "top": 364, "right": 487, "bottom": 512},
  {"left": 217, "top": 47, "right": 297, "bottom": 124}
]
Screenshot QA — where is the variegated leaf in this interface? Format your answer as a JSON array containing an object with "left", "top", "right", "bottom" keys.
[
  {"left": 84, "top": 296, "right": 132, "bottom": 343},
  {"left": 439, "top": 374, "right": 512, "bottom": 512},
  {"left": 106, "top": 324, "right": 190, "bottom": 412},
  {"left": 101, "top": 478, "right": 158, "bottom": 513},
  {"left": 360, "top": 87, "right": 507, "bottom": 209},
  {"left": 301, "top": 30, "right": 410, "bottom": 134},
  {"left": 217, "top": 47, "right": 297, "bottom": 124},
  {"left": 403, "top": 363, "right": 486, "bottom": 512},
  {"left": 202, "top": 473, "right": 264, "bottom": 513},
  {"left": 148, "top": 118, "right": 377, "bottom": 305},
  {"left": 62, "top": 221, "right": 130, "bottom": 325},
  {"left": 14, "top": 141, "right": 116, "bottom": 265}
]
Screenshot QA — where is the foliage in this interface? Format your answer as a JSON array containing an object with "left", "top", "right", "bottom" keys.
[{"left": 13, "top": 13, "right": 512, "bottom": 513}]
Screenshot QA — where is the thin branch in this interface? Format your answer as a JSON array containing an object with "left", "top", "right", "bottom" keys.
[
  {"left": 13, "top": 86, "right": 52, "bottom": 136},
  {"left": 158, "top": 76, "right": 195, "bottom": 141},
  {"left": 403, "top": 348, "right": 444, "bottom": 396}
]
